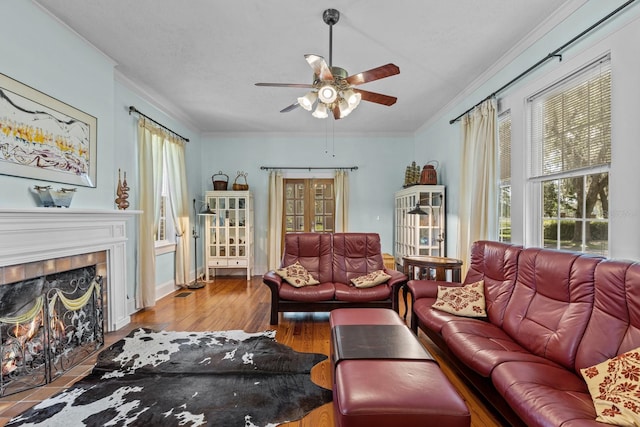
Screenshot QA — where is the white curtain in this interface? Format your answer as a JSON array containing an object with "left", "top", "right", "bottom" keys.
[
  {"left": 334, "top": 170, "right": 349, "bottom": 232},
  {"left": 267, "top": 170, "right": 284, "bottom": 270},
  {"left": 458, "top": 99, "right": 498, "bottom": 275},
  {"left": 137, "top": 119, "right": 163, "bottom": 308},
  {"left": 165, "top": 136, "right": 190, "bottom": 287},
  {"left": 137, "top": 119, "right": 190, "bottom": 308}
]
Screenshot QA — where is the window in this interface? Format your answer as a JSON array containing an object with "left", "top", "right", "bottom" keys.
[
  {"left": 154, "top": 154, "right": 176, "bottom": 253},
  {"left": 283, "top": 179, "right": 334, "bottom": 236},
  {"left": 528, "top": 55, "right": 610, "bottom": 255},
  {"left": 498, "top": 111, "right": 512, "bottom": 243}
]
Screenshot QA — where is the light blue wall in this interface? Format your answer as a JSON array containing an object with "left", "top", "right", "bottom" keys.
[
  {"left": 413, "top": 1, "right": 640, "bottom": 261},
  {"left": 200, "top": 133, "right": 412, "bottom": 273},
  {"left": 0, "top": 1, "right": 115, "bottom": 208},
  {"left": 1, "top": 2, "right": 203, "bottom": 313}
]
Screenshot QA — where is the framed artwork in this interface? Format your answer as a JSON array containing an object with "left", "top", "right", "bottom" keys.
[{"left": 0, "top": 73, "right": 97, "bottom": 187}]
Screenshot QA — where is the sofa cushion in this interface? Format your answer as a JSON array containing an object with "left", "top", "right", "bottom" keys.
[
  {"left": 281, "top": 233, "right": 333, "bottom": 283},
  {"left": 275, "top": 261, "right": 320, "bottom": 287},
  {"left": 332, "top": 233, "right": 386, "bottom": 284},
  {"left": 334, "top": 283, "right": 391, "bottom": 302},
  {"left": 491, "top": 360, "right": 596, "bottom": 427},
  {"left": 580, "top": 346, "right": 640, "bottom": 426},
  {"left": 464, "top": 240, "right": 522, "bottom": 327},
  {"left": 350, "top": 270, "right": 391, "bottom": 288},
  {"left": 442, "top": 319, "right": 556, "bottom": 377},
  {"left": 278, "top": 281, "right": 336, "bottom": 301},
  {"left": 575, "top": 260, "right": 640, "bottom": 372},
  {"left": 501, "top": 248, "right": 604, "bottom": 370},
  {"left": 433, "top": 280, "right": 486, "bottom": 317}
]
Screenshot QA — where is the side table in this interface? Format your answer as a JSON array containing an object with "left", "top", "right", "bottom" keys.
[{"left": 402, "top": 255, "right": 463, "bottom": 319}]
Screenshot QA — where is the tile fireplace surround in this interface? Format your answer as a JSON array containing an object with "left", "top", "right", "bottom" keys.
[{"left": 0, "top": 209, "right": 139, "bottom": 332}]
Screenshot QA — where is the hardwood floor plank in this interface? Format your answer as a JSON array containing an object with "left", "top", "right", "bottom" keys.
[{"left": 0, "top": 276, "right": 507, "bottom": 427}]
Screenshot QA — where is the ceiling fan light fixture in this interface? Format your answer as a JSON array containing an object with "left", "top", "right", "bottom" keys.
[
  {"left": 342, "top": 89, "right": 361, "bottom": 108},
  {"left": 312, "top": 102, "right": 328, "bottom": 119},
  {"left": 338, "top": 98, "right": 354, "bottom": 118},
  {"left": 297, "top": 91, "right": 317, "bottom": 111},
  {"left": 318, "top": 84, "right": 338, "bottom": 104}
]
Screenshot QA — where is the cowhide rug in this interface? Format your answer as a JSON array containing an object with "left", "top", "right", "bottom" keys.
[{"left": 7, "top": 328, "right": 333, "bottom": 427}]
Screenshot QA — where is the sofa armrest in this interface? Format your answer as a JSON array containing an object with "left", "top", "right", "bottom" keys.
[
  {"left": 385, "top": 268, "right": 408, "bottom": 291},
  {"left": 408, "top": 280, "right": 464, "bottom": 300},
  {"left": 262, "top": 270, "right": 283, "bottom": 292}
]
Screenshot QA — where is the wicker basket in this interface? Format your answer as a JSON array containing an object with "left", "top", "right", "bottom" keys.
[
  {"left": 232, "top": 172, "right": 249, "bottom": 191},
  {"left": 212, "top": 171, "right": 228, "bottom": 190}
]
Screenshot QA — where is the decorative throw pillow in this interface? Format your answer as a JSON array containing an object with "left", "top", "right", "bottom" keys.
[
  {"left": 275, "top": 261, "right": 320, "bottom": 288},
  {"left": 432, "top": 280, "right": 487, "bottom": 317},
  {"left": 580, "top": 347, "right": 640, "bottom": 426},
  {"left": 351, "top": 270, "right": 391, "bottom": 288}
]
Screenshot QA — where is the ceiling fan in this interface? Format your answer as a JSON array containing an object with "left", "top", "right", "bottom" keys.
[{"left": 255, "top": 8, "right": 400, "bottom": 120}]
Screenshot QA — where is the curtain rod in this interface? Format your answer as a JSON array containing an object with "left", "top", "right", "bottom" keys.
[
  {"left": 260, "top": 166, "right": 358, "bottom": 171},
  {"left": 128, "top": 106, "right": 190, "bottom": 142},
  {"left": 449, "top": 0, "right": 637, "bottom": 125}
]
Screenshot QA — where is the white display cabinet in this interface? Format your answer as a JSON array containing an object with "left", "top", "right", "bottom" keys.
[
  {"left": 394, "top": 185, "right": 446, "bottom": 267},
  {"left": 203, "top": 191, "right": 254, "bottom": 280}
]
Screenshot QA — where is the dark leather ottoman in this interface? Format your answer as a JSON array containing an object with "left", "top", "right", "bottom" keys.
[{"left": 330, "top": 308, "right": 470, "bottom": 427}]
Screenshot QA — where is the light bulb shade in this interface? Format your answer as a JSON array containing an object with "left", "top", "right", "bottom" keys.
[
  {"left": 312, "top": 102, "right": 328, "bottom": 118},
  {"left": 297, "top": 91, "right": 317, "bottom": 111},
  {"left": 342, "top": 89, "right": 361, "bottom": 108},
  {"left": 318, "top": 84, "right": 338, "bottom": 103},
  {"left": 338, "top": 98, "right": 353, "bottom": 118},
  {"left": 408, "top": 203, "right": 429, "bottom": 215}
]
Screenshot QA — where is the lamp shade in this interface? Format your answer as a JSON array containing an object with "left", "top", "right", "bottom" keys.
[
  {"left": 338, "top": 98, "right": 354, "bottom": 118},
  {"left": 318, "top": 84, "right": 338, "bottom": 103},
  {"left": 342, "top": 89, "right": 361, "bottom": 108},
  {"left": 297, "top": 91, "right": 317, "bottom": 111},
  {"left": 408, "top": 203, "right": 429, "bottom": 215},
  {"left": 312, "top": 102, "right": 329, "bottom": 118}
]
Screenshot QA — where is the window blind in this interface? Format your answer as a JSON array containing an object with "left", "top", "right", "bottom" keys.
[{"left": 528, "top": 54, "right": 611, "bottom": 179}]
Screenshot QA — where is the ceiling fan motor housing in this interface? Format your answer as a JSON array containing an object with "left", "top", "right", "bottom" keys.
[{"left": 323, "top": 9, "right": 340, "bottom": 26}]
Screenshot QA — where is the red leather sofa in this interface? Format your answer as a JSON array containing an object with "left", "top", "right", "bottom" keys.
[
  {"left": 409, "top": 240, "right": 640, "bottom": 427},
  {"left": 262, "top": 232, "right": 407, "bottom": 325}
]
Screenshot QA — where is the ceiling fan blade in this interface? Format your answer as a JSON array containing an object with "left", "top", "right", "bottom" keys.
[
  {"left": 333, "top": 105, "right": 342, "bottom": 120},
  {"left": 255, "top": 83, "right": 314, "bottom": 88},
  {"left": 346, "top": 63, "right": 400, "bottom": 86},
  {"left": 354, "top": 89, "right": 397, "bottom": 106},
  {"left": 304, "top": 54, "right": 334, "bottom": 81},
  {"left": 280, "top": 102, "right": 300, "bottom": 113}
]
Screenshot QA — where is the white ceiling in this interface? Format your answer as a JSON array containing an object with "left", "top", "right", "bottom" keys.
[{"left": 33, "top": 0, "right": 578, "bottom": 135}]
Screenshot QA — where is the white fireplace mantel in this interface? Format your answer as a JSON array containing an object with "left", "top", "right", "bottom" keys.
[{"left": 0, "top": 208, "right": 140, "bottom": 331}]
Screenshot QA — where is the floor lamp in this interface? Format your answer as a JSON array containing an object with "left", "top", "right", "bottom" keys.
[{"left": 188, "top": 198, "right": 212, "bottom": 289}]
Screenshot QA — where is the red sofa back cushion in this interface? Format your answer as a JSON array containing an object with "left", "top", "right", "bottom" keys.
[
  {"left": 575, "top": 259, "right": 640, "bottom": 371},
  {"left": 465, "top": 240, "right": 522, "bottom": 327},
  {"left": 332, "top": 233, "right": 385, "bottom": 284},
  {"left": 503, "top": 248, "right": 604, "bottom": 370},
  {"left": 281, "top": 233, "right": 333, "bottom": 283}
]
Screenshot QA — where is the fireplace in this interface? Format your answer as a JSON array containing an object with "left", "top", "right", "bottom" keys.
[
  {"left": 0, "top": 257, "right": 105, "bottom": 396},
  {"left": 0, "top": 209, "right": 137, "bottom": 333}
]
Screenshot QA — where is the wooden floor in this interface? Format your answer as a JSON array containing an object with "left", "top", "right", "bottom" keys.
[{"left": 0, "top": 276, "right": 507, "bottom": 426}]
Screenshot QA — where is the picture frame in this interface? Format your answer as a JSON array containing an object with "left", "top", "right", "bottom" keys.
[{"left": 0, "top": 73, "right": 97, "bottom": 187}]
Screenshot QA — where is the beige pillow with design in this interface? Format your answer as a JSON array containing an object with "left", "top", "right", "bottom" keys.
[
  {"left": 432, "top": 280, "right": 487, "bottom": 317},
  {"left": 275, "top": 261, "right": 320, "bottom": 287},
  {"left": 351, "top": 270, "right": 391, "bottom": 288},
  {"left": 580, "top": 347, "right": 640, "bottom": 426}
]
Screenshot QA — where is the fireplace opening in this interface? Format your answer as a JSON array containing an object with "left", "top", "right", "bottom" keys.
[{"left": 0, "top": 264, "right": 105, "bottom": 397}]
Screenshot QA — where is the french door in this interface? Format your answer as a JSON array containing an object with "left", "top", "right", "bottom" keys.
[{"left": 283, "top": 179, "right": 335, "bottom": 237}]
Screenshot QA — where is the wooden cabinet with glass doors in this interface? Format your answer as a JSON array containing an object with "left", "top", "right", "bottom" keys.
[
  {"left": 394, "top": 185, "right": 446, "bottom": 268},
  {"left": 203, "top": 191, "right": 254, "bottom": 280}
]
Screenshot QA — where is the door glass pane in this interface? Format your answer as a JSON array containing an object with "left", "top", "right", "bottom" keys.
[{"left": 229, "top": 198, "right": 236, "bottom": 209}]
